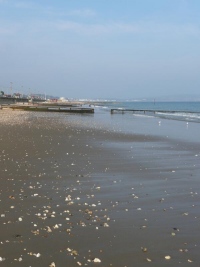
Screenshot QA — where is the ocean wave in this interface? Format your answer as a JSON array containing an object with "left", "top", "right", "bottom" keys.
[
  {"left": 94, "top": 101, "right": 200, "bottom": 123},
  {"left": 155, "top": 111, "right": 200, "bottom": 122}
]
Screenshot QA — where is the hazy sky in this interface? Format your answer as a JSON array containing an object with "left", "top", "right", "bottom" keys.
[{"left": 1, "top": 0, "right": 200, "bottom": 99}]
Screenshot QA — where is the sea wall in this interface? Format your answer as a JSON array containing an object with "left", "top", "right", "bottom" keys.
[{"left": 0, "top": 97, "right": 28, "bottom": 104}]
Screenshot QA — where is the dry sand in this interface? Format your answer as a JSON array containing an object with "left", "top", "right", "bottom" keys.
[{"left": 0, "top": 110, "right": 200, "bottom": 267}]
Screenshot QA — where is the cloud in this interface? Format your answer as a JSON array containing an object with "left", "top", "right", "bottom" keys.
[
  {"left": 146, "top": 22, "right": 200, "bottom": 37},
  {"left": 13, "top": 1, "right": 37, "bottom": 9},
  {"left": 0, "top": 22, "right": 21, "bottom": 35},
  {"left": 43, "top": 8, "right": 96, "bottom": 19},
  {"left": 68, "top": 9, "right": 96, "bottom": 18},
  {"left": 56, "top": 21, "right": 140, "bottom": 35},
  {"left": 0, "top": 27, "right": 11, "bottom": 34},
  {"left": 55, "top": 20, "right": 200, "bottom": 37}
]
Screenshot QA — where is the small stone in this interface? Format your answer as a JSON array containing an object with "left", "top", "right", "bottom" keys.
[
  {"left": 93, "top": 258, "right": 101, "bottom": 263},
  {"left": 96, "top": 187, "right": 101, "bottom": 190},
  {"left": 165, "top": 255, "right": 171, "bottom": 260},
  {"left": 72, "top": 250, "right": 78, "bottom": 256},
  {"left": 142, "top": 247, "right": 147, "bottom": 252}
]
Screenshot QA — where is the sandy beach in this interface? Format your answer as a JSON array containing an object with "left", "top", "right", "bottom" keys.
[{"left": 0, "top": 110, "right": 200, "bottom": 267}]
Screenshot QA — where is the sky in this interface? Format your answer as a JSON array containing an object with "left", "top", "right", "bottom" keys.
[{"left": 0, "top": 0, "right": 200, "bottom": 100}]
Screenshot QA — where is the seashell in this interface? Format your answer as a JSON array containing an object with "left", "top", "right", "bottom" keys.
[
  {"left": 46, "top": 226, "right": 52, "bottom": 233},
  {"left": 65, "top": 195, "right": 72, "bottom": 201}
]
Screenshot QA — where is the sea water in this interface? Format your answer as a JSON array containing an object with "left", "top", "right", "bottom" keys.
[
  {"left": 75, "top": 101, "right": 200, "bottom": 144},
  {"left": 94, "top": 101, "right": 200, "bottom": 123}
]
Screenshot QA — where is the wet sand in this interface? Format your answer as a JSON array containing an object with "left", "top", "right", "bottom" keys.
[{"left": 0, "top": 110, "right": 200, "bottom": 267}]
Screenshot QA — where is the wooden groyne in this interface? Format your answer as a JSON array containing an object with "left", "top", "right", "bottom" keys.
[
  {"left": 1, "top": 105, "right": 94, "bottom": 114},
  {"left": 110, "top": 109, "right": 198, "bottom": 114}
]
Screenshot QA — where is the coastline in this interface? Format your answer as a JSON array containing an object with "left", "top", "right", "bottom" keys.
[{"left": 0, "top": 110, "right": 200, "bottom": 266}]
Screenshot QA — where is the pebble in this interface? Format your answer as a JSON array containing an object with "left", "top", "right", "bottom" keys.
[
  {"left": 93, "top": 258, "right": 101, "bottom": 263},
  {"left": 0, "top": 110, "right": 199, "bottom": 267},
  {"left": 141, "top": 247, "right": 147, "bottom": 252}
]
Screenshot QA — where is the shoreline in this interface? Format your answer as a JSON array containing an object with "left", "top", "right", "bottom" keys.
[{"left": 0, "top": 110, "right": 200, "bottom": 266}]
